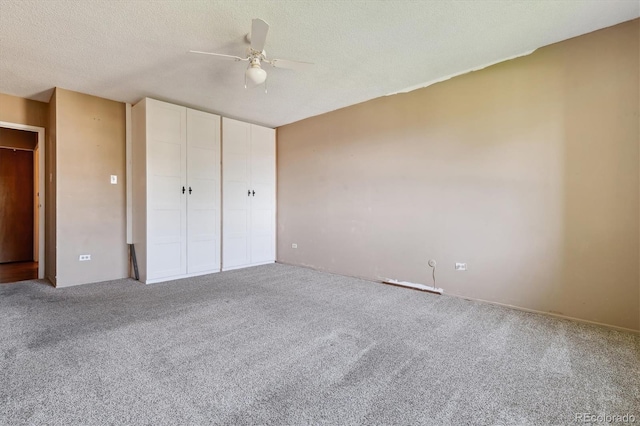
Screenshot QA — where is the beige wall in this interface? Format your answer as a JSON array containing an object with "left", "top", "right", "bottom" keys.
[
  {"left": 48, "top": 90, "right": 57, "bottom": 284},
  {"left": 0, "top": 93, "right": 48, "bottom": 129},
  {"left": 0, "top": 93, "right": 54, "bottom": 281},
  {"left": 277, "top": 20, "right": 640, "bottom": 331},
  {"left": 0, "top": 90, "right": 128, "bottom": 286},
  {"left": 54, "top": 88, "right": 128, "bottom": 287},
  {"left": 0, "top": 128, "right": 38, "bottom": 150}
]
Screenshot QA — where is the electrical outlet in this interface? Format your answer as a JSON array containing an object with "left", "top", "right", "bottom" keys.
[
  {"left": 291, "top": 243, "right": 298, "bottom": 249},
  {"left": 110, "top": 175, "right": 117, "bottom": 184},
  {"left": 455, "top": 263, "right": 467, "bottom": 271},
  {"left": 79, "top": 254, "right": 91, "bottom": 261}
]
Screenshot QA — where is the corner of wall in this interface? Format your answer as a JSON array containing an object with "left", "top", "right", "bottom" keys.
[
  {"left": 275, "top": 20, "right": 640, "bottom": 331},
  {"left": 54, "top": 89, "right": 128, "bottom": 287},
  {"left": 46, "top": 88, "right": 57, "bottom": 285}
]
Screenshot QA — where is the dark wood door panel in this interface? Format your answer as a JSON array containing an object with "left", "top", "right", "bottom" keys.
[
  {"left": 0, "top": 148, "right": 34, "bottom": 263},
  {"left": 0, "top": 261, "right": 38, "bottom": 283}
]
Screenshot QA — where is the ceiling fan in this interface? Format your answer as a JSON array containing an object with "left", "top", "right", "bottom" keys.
[{"left": 189, "top": 18, "right": 312, "bottom": 91}]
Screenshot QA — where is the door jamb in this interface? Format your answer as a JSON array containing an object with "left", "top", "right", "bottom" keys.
[{"left": 0, "top": 121, "right": 46, "bottom": 279}]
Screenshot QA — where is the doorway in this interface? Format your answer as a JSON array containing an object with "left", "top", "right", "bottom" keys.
[{"left": 0, "top": 122, "right": 45, "bottom": 283}]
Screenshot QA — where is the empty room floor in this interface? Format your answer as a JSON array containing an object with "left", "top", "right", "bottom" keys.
[{"left": 1, "top": 264, "right": 638, "bottom": 425}]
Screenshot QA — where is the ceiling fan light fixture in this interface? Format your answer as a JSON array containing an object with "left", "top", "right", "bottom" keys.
[
  {"left": 190, "top": 18, "right": 312, "bottom": 91},
  {"left": 245, "top": 64, "right": 267, "bottom": 85}
]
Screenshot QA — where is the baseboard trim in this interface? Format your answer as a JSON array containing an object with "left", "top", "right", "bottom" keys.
[
  {"left": 144, "top": 269, "right": 221, "bottom": 285},
  {"left": 275, "top": 261, "right": 639, "bottom": 334},
  {"left": 446, "top": 293, "right": 640, "bottom": 335},
  {"left": 222, "top": 261, "right": 275, "bottom": 272}
]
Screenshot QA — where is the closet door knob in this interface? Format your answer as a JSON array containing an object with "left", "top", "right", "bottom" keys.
[
  {"left": 189, "top": 187, "right": 192, "bottom": 194},
  {"left": 252, "top": 190, "right": 255, "bottom": 196},
  {"left": 182, "top": 186, "right": 186, "bottom": 194},
  {"left": 248, "top": 190, "right": 251, "bottom": 196}
]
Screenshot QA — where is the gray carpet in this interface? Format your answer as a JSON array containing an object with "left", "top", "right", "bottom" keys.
[{"left": 1, "top": 263, "right": 638, "bottom": 425}]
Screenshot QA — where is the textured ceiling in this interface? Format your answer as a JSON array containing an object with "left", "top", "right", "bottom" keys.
[{"left": 0, "top": 1, "right": 638, "bottom": 128}]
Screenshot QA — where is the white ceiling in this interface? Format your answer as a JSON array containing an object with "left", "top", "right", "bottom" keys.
[{"left": 0, "top": 1, "right": 638, "bottom": 128}]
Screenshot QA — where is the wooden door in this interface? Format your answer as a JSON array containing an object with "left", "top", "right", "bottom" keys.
[
  {"left": 222, "top": 118, "right": 251, "bottom": 270},
  {"left": 0, "top": 148, "right": 34, "bottom": 263},
  {"left": 186, "top": 108, "right": 221, "bottom": 274}
]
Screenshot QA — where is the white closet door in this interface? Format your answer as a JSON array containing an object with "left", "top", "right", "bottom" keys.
[
  {"left": 222, "top": 118, "right": 251, "bottom": 269},
  {"left": 147, "top": 100, "right": 187, "bottom": 279},
  {"left": 249, "top": 125, "right": 276, "bottom": 264},
  {"left": 187, "top": 109, "right": 221, "bottom": 274}
]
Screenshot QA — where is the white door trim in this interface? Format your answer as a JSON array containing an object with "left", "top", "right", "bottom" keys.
[{"left": 0, "top": 121, "right": 46, "bottom": 279}]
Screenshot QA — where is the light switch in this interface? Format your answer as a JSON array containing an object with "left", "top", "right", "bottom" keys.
[{"left": 111, "top": 175, "right": 117, "bottom": 184}]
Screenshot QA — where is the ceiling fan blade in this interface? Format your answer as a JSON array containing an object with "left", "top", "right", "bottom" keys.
[
  {"left": 268, "top": 58, "right": 314, "bottom": 71},
  {"left": 189, "top": 50, "right": 248, "bottom": 61},
  {"left": 250, "top": 18, "right": 269, "bottom": 52}
]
